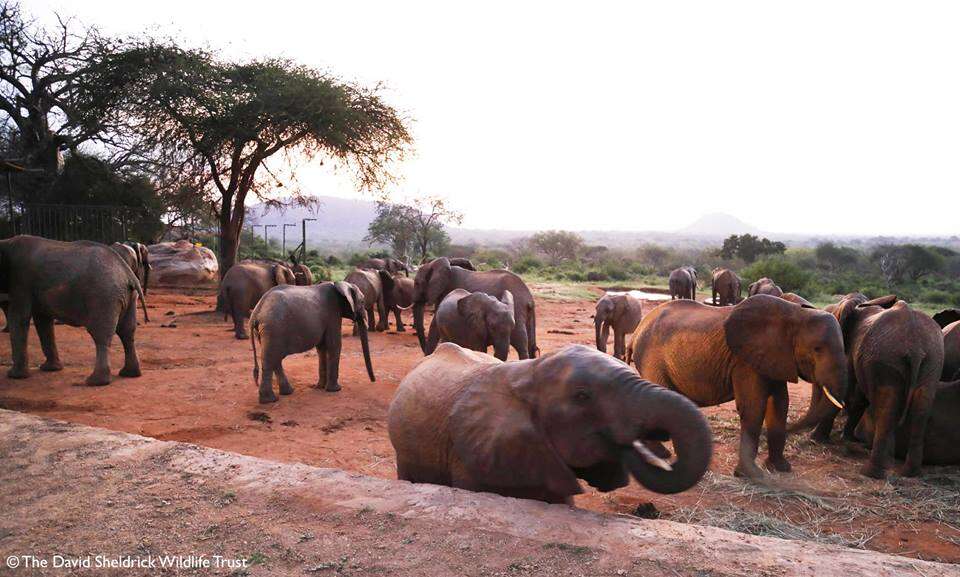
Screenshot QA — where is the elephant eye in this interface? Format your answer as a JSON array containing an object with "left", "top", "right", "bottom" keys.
[{"left": 574, "top": 390, "right": 592, "bottom": 403}]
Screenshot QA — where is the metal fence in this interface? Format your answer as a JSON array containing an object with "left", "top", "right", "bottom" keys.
[{"left": 1, "top": 203, "right": 138, "bottom": 244}]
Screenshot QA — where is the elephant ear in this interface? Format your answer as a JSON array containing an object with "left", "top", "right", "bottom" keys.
[
  {"left": 747, "top": 281, "right": 758, "bottom": 296},
  {"left": 333, "top": 281, "right": 363, "bottom": 321},
  {"left": 273, "top": 264, "right": 289, "bottom": 285},
  {"left": 781, "top": 292, "right": 815, "bottom": 309},
  {"left": 499, "top": 289, "right": 514, "bottom": 313},
  {"left": 450, "top": 380, "right": 582, "bottom": 498},
  {"left": 426, "top": 257, "right": 453, "bottom": 304},
  {"left": 378, "top": 269, "right": 395, "bottom": 293},
  {"left": 832, "top": 293, "right": 866, "bottom": 336},
  {"left": 861, "top": 294, "right": 898, "bottom": 309},
  {"left": 724, "top": 295, "right": 800, "bottom": 382},
  {"left": 457, "top": 293, "right": 489, "bottom": 340}
]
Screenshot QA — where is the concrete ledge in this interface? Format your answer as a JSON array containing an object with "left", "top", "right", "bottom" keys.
[{"left": 0, "top": 410, "right": 955, "bottom": 577}]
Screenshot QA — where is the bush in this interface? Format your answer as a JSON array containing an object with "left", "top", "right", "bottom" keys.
[
  {"left": 742, "top": 257, "right": 812, "bottom": 294},
  {"left": 513, "top": 255, "right": 544, "bottom": 274},
  {"left": 919, "top": 289, "right": 955, "bottom": 305},
  {"left": 310, "top": 264, "right": 333, "bottom": 282}
]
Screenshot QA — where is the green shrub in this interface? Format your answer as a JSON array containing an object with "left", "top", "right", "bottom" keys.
[
  {"left": 919, "top": 289, "right": 955, "bottom": 305},
  {"left": 309, "top": 264, "right": 333, "bottom": 282},
  {"left": 742, "top": 257, "right": 812, "bottom": 294},
  {"left": 513, "top": 255, "right": 544, "bottom": 274}
]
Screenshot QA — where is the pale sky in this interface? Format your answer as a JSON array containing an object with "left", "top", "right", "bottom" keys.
[{"left": 31, "top": 1, "right": 960, "bottom": 236}]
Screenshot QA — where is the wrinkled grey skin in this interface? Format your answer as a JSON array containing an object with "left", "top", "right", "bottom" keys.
[
  {"left": 594, "top": 293, "right": 643, "bottom": 361},
  {"left": 250, "top": 281, "right": 375, "bottom": 403},
  {"left": 344, "top": 268, "right": 394, "bottom": 332},
  {"left": 413, "top": 257, "right": 536, "bottom": 359},
  {"left": 290, "top": 263, "right": 313, "bottom": 286},
  {"left": 426, "top": 288, "right": 516, "bottom": 361},
  {"left": 421, "top": 256, "right": 476, "bottom": 271},
  {"left": 389, "top": 344, "right": 713, "bottom": 503},
  {"left": 668, "top": 267, "right": 697, "bottom": 300},
  {"left": 799, "top": 294, "right": 944, "bottom": 479},
  {"left": 858, "top": 378, "right": 960, "bottom": 466},
  {"left": 219, "top": 262, "right": 298, "bottom": 339},
  {"left": 0, "top": 235, "right": 148, "bottom": 385},
  {"left": 385, "top": 274, "right": 414, "bottom": 332},
  {"left": 943, "top": 321, "right": 960, "bottom": 381},
  {"left": 360, "top": 257, "right": 412, "bottom": 277},
  {"left": 711, "top": 268, "right": 742, "bottom": 306},
  {"left": 747, "top": 277, "right": 783, "bottom": 298},
  {"left": 111, "top": 241, "right": 151, "bottom": 296}
]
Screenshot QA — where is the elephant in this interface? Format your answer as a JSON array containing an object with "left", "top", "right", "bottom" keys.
[
  {"left": 630, "top": 295, "right": 847, "bottom": 478},
  {"left": 747, "top": 277, "right": 783, "bottom": 298},
  {"left": 250, "top": 281, "right": 375, "bottom": 403},
  {"left": 388, "top": 343, "right": 713, "bottom": 503},
  {"left": 0, "top": 235, "right": 149, "bottom": 385},
  {"left": 421, "top": 256, "right": 476, "bottom": 271},
  {"left": 943, "top": 320, "right": 960, "bottom": 380},
  {"left": 385, "top": 274, "right": 415, "bottom": 332},
  {"left": 344, "top": 268, "right": 394, "bottom": 333},
  {"left": 111, "top": 241, "right": 151, "bottom": 295},
  {"left": 711, "top": 268, "right": 741, "bottom": 306},
  {"left": 290, "top": 262, "right": 313, "bottom": 286},
  {"left": 857, "top": 378, "right": 960, "bottom": 465},
  {"left": 425, "top": 288, "right": 515, "bottom": 361},
  {"left": 797, "top": 294, "right": 944, "bottom": 478},
  {"left": 668, "top": 267, "right": 697, "bottom": 300},
  {"left": 412, "top": 257, "right": 536, "bottom": 359},
  {"left": 219, "top": 261, "right": 298, "bottom": 339},
  {"left": 780, "top": 292, "right": 814, "bottom": 308},
  {"left": 932, "top": 308, "right": 960, "bottom": 329},
  {"left": 360, "top": 257, "right": 411, "bottom": 277},
  {"left": 594, "top": 293, "right": 643, "bottom": 361}
]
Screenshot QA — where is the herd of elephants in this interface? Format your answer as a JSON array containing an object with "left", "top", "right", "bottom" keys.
[{"left": 2, "top": 234, "right": 960, "bottom": 506}]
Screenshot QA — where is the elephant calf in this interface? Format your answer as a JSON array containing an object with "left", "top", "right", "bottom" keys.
[
  {"left": 344, "top": 268, "right": 393, "bottom": 333},
  {"left": 385, "top": 274, "right": 415, "bottom": 332},
  {"left": 668, "top": 267, "right": 697, "bottom": 300},
  {"left": 111, "top": 241, "right": 151, "bottom": 296},
  {"left": 594, "top": 293, "right": 643, "bottom": 361},
  {"left": 711, "top": 268, "right": 741, "bottom": 306},
  {"left": 389, "top": 344, "right": 713, "bottom": 504},
  {"left": 250, "top": 281, "right": 375, "bottom": 403},
  {"left": 219, "top": 261, "right": 298, "bottom": 339},
  {"left": 426, "top": 289, "right": 515, "bottom": 361},
  {"left": 747, "top": 277, "right": 783, "bottom": 298}
]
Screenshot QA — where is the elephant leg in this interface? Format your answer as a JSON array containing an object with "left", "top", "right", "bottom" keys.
[
  {"left": 732, "top": 373, "right": 768, "bottom": 479},
  {"left": 425, "top": 315, "right": 441, "bottom": 355},
  {"left": 232, "top": 308, "right": 248, "bottom": 340},
  {"left": 841, "top": 385, "right": 868, "bottom": 442},
  {"left": 613, "top": 329, "right": 626, "bottom": 361},
  {"left": 315, "top": 344, "right": 327, "bottom": 388},
  {"left": 6, "top": 304, "right": 32, "bottom": 379},
  {"left": 764, "top": 383, "right": 791, "bottom": 472},
  {"left": 862, "top": 385, "right": 897, "bottom": 479},
  {"left": 85, "top": 325, "right": 114, "bottom": 386},
  {"left": 324, "top": 331, "right": 342, "bottom": 392},
  {"left": 511, "top": 320, "right": 530, "bottom": 360},
  {"left": 276, "top": 362, "right": 294, "bottom": 396},
  {"left": 367, "top": 305, "right": 378, "bottom": 332},
  {"left": 376, "top": 296, "right": 389, "bottom": 332},
  {"left": 900, "top": 384, "right": 934, "bottom": 477},
  {"left": 33, "top": 313, "right": 63, "bottom": 372},
  {"left": 394, "top": 307, "right": 405, "bottom": 332},
  {"left": 116, "top": 299, "right": 141, "bottom": 378},
  {"left": 258, "top": 352, "right": 278, "bottom": 404}
]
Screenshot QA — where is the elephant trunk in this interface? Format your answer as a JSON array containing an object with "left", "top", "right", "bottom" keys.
[
  {"left": 595, "top": 317, "right": 607, "bottom": 353},
  {"left": 358, "top": 318, "right": 376, "bottom": 382},
  {"left": 413, "top": 301, "right": 428, "bottom": 353},
  {"left": 492, "top": 337, "right": 510, "bottom": 362},
  {"left": 620, "top": 379, "right": 713, "bottom": 494},
  {"left": 789, "top": 357, "right": 848, "bottom": 433}
]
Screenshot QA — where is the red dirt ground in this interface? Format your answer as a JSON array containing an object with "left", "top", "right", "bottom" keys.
[{"left": 1, "top": 286, "right": 957, "bottom": 564}]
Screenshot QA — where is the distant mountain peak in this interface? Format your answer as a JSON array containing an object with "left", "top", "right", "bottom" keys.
[{"left": 679, "top": 213, "right": 762, "bottom": 237}]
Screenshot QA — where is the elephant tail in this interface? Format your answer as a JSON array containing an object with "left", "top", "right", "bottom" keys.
[
  {"left": 898, "top": 351, "right": 925, "bottom": 428},
  {"left": 221, "top": 287, "right": 232, "bottom": 322},
  {"left": 251, "top": 319, "right": 261, "bottom": 385},
  {"left": 527, "top": 301, "right": 538, "bottom": 359},
  {"left": 131, "top": 278, "right": 149, "bottom": 323}
]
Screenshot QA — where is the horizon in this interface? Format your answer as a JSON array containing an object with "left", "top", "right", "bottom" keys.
[{"left": 28, "top": 1, "right": 960, "bottom": 237}]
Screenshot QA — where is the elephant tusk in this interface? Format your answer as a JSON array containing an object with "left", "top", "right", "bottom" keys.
[
  {"left": 632, "top": 440, "right": 673, "bottom": 472},
  {"left": 396, "top": 304, "right": 414, "bottom": 310},
  {"left": 821, "top": 386, "right": 844, "bottom": 410}
]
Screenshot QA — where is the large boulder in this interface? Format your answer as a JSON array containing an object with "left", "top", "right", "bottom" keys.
[{"left": 147, "top": 240, "right": 218, "bottom": 287}]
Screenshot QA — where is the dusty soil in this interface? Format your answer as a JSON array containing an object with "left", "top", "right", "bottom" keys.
[{"left": 1, "top": 286, "right": 958, "bottom": 564}]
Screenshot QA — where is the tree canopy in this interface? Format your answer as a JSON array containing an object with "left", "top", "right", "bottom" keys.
[
  {"left": 365, "top": 195, "right": 461, "bottom": 261},
  {"left": 529, "top": 230, "right": 584, "bottom": 264},
  {"left": 719, "top": 234, "right": 786, "bottom": 263}
]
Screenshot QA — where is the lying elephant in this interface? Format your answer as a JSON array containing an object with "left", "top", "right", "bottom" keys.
[
  {"left": 219, "top": 261, "right": 298, "bottom": 339},
  {"left": 594, "top": 293, "right": 643, "bottom": 361},
  {"left": 631, "top": 295, "right": 847, "bottom": 479},
  {"left": 857, "top": 379, "right": 960, "bottom": 465},
  {"left": 425, "top": 288, "right": 515, "bottom": 361},
  {"left": 388, "top": 344, "right": 713, "bottom": 503},
  {"left": 1, "top": 235, "right": 148, "bottom": 385},
  {"left": 797, "top": 294, "right": 944, "bottom": 478},
  {"left": 250, "top": 281, "right": 375, "bottom": 403}
]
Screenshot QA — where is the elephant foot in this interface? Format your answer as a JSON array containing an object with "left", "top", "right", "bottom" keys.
[
  {"left": 119, "top": 365, "right": 142, "bottom": 378},
  {"left": 809, "top": 431, "right": 832, "bottom": 445},
  {"left": 7, "top": 366, "right": 29, "bottom": 379},
  {"left": 764, "top": 456, "right": 792, "bottom": 473},
  {"left": 279, "top": 383, "right": 294, "bottom": 396},
  {"left": 40, "top": 360, "right": 63, "bottom": 372},
  {"left": 898, "top": 463, "right": 921, "bottom": 478},
  {"left": 859, "top": 463, "right": 887, "bottom": 479},
  {"left": 325, "top": 382, "right": 342, "bottom": 393},
  {"left": 733, "top": 461, "right": 766, "bottom": 480},
  {"left": 396, "top": 326, "right": 406, "bottom": 333},
  {"left": 259, "top": 390, "right": 278, "bottom": 404},
  {"left": 85, "top": 373, "right": 112, "bottom": 386},
  {"left": 235, "top": 332, "right": 249, "bottom": 340}
]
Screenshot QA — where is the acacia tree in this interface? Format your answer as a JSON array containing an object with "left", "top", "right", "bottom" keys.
[
  {"left": 365, "top": 195, "right": 461, "bottom": 261},
  {"left": 0, "top": 2, "right": 118, "bottom": 177},
  {"left": 529, "top": 230, "right": 584, "bottom": 264},
  {"left": 98, "top": 41, "right": 411, "bottom": 276}
]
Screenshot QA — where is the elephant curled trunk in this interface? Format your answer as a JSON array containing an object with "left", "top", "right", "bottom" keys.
[{"left": 620, "top": 379, "right": 713, "bottom": 494}]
